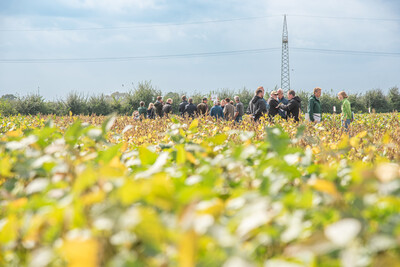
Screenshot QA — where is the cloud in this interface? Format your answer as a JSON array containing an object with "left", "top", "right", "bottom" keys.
[{"left": 57, "top": 0, "right": 163, "bottom": 14}]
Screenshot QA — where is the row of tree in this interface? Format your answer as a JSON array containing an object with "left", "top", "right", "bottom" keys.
[{"left": 1, "top": 81, "right": 399, "bottom": 116}]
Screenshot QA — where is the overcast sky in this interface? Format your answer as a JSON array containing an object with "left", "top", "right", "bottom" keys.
[{"left": 0, "top": 0, "right": 399, "bottom": 99}]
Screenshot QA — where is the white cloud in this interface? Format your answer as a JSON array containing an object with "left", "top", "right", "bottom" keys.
[{"left": 58, "top": 0, "right": 163, "bottom": 13}]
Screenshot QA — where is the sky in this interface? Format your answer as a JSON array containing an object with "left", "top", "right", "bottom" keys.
[{"left": 0, "top": 0, "right": 399, "bottom": 100}]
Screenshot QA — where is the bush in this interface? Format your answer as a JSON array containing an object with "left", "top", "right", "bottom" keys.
[
  {"left": 0, "top": 99, "right": 17, "bottom": 116},
  {"left": 45, "top": 100, "right": 68, "bottom": 116},
  {"left": 88, "top": 94, "right": 112, "bottom": 115},
  {"left": 15, "top": 94, "right": 46, "bottom": 115},
  {"left": 65, "top": 92, "right": 88, "bottom": 115}
]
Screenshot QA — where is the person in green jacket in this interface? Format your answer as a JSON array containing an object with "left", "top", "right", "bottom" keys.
[
  {"left": 308, "top": 87, "right": 322, "bottom": 122},
  {"left": 137, "top": 101, "right": 147, "bottom": 120},
  {"left": 338, "top": 91, "right": 352, "bottom": 130}
]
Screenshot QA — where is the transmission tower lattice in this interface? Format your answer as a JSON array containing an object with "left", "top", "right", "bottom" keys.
[{"left": 281, "top": 14, "right": 290, "bottom": 91}]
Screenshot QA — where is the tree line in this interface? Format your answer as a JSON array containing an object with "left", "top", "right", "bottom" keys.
[{"left": 0, "top": 81, "right": 399, "bottom": 116}]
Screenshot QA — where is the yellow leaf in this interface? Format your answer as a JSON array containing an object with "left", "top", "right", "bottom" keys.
[
  {"left": 186, "top": 152, "right": 197, "bottom": 164},
  {"left": 6, "top": 129, "right": 22, "bottom": 137},
  {"left": 69, "top": 111, "right": 73, "bottom": 117},
  {"left": 0, "top": 156, "right": 13, "bottom": 176},
  {"left": 176, "top": 144, "right": 186, "bottom": 164},
  {"left": 61, "top": 238, "right": 99, "bottom": 267},
  {"left": 189, "top": 119, "right": 199, "bottom": 130},
  {"left": 120, "top": 142, "right": 128, "bottom": 152},
  {"left": 9, "top": 197, "right": 28, "bottom": 209},
  {"left": 179, "top": 230, "right": 197, "bottom": 267},
  {"left": 308, "top": 179, "right": 338, "bottom": 197}
]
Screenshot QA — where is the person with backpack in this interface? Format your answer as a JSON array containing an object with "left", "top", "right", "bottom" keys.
[{"left": 338, "top": 91, "right": 352, "bottom": 130}]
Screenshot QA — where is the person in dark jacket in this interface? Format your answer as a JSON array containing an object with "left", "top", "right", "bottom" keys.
[
  {"left": 267, "top": 91, "right": 280, "bottom": 120},
  {"left": 234, "top": 96, "right": 244, "bottom": 122},
  {"left": 184, "top": 98, "right": 197, "bottom": 118},
  {"left": 163, "top": 98, "right": 173, "bottom": 118},
  {"left": 278, "top": 90, "right": 301, "bottom": 122},
  {"left": 179, "top": 95, "right": 188, "bottom": 117},
  {"left": 147, "top": 103, "right": 155, "bottom": 119},
  {"left": 210, "top": 100, "right": 224, "bottom": 119},
  {"left": 252, "top": 89, "right": 267, "bottom": 121},
  {"left": 197, "top": 97, "right": 209, "bottom": 116},
  {"left": 154, "top": 96, "right": 164, "bottom": 118},
  {"left": 137, "top": 101, "right": 147, "bottom": 120}
]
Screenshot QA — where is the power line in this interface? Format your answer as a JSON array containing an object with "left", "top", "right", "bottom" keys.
[
  {"left": 0, "top": 15, "right": 281, "bottom": 32},
  {"left": 288, "top": 14, "right": 400, "bottom": 22},
  {"left": 0, "top": 47, "right": 399, "bottom": 64}
]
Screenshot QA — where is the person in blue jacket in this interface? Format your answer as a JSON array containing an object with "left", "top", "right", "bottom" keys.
[{"left": 210, "top": 100, "right": 224, "bottom": 119}]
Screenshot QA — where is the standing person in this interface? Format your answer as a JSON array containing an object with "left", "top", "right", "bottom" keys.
[
  {"left": 221, "top": 99, "right": 226, "bottom": 110},
  {"left": 154, "top": 96, "right": 164, "bottom": 118},
  {"left": 147, "top": 103, "right": 155, "bottom": 119},
  {"left": 278, "top": 90, "right": 302, "bottom": 122},
  {"left": 247, "top": 86, "right": 269, "bottom": 114},
  {"left": 267, "top": 91, "right": 280, "bottom": 120},
  {"left": 234, "top": 96, "right": 244, "bottom": 122},
  {"left": 308, "top": 87, "right": 322, "bottom": 122},
  {"left": 277, "top": 88, "right": 289, "bottom": 119},
  {"left": 338, "top": 91, "right": 352, "bottom": 130},
  {"left": 137, "top": 101, "right": 147, "bottom": 120},
  {"left": 179, "top": 95, "right": 188, "bottom": 117},
  {"left": 252, "top": 88, "right": 267, "bottom": 121},
  {"left": 210, "top": 100, "right": 224, "bottom": 120},
  {"left": 163, "top": 98, "right": 173, "bottom": 118},
  {"left": 223, "top": 98, "right": 235, "bottom": 121},
  {"left": 197, "top": 97, "right": 209, "bottom": 116},
  {"left": 184, "top": 98, "right": 197, "bottom": 118}
]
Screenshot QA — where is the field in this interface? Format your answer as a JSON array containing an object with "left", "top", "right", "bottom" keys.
[{"left": 1, "top": 113, "right": 400, "bottom": 266}]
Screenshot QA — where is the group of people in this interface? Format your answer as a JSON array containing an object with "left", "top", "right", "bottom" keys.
[{"left": 133, "top": 86, "right": 353, "bottom": 129}]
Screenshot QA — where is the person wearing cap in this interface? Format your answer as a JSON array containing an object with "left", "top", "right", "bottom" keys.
[
  {"left": 210, "top": 100, "right": 224, "bottom": 120},
  {"left": 223, "top": 98, "right": 235, "bottom": 121},
  {"left": 277, "top": 88, "right": 289, "bottom": 119},
  {"left": 308, "top": 87, "right": 322, "bottom": 122},
  {"left": 252, "top": 88, "right": 267, "bottom": 121},
  {"left": 197, "top": 97, "right": 209, "bottom": 116},
  {"left": 278, "top": 90, "right": 302, "bottom": 122},
  {"left": 267, "top": 91, "right": 280, "bottom": 120},
  {"left": 179, "top": 95, "right": 188, "bottom": 117},
  {"left": 162, "top": 98, "right": 173, "bottom": 118},
  {"left": 234, "top": 96, "right": 244, "bottom": 122}
]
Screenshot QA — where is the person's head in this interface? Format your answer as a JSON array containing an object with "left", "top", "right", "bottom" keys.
[
  {"left": 338, "top": 91, "right": 348, "bottom": 101},
  {"left": 277, "top": 88, "right": 285, "bottom": 100},
  {"left": 202, "top": 97, "right": 208, "bottom": 104},
  {"left": 314, "top": 87, "right": 322, "bottom": 98},
  {"left": 157, "top": 96, "right": 163, "bottom": 102},
  {"left": 140, "top": 101, "right": 145, "bottom": 107},
  {"left": 256, "top": 89, "right": 264, "bottom": 98},
  {"left": 234, "top": 96, "right": 240, "bottom": 103},
  {"left": 230, "top": 100, "right": 234, "bottom": 105},
  {"left": 182, "top": 95, "right": 187, "bottom": 101},
  {"left": 167, "top": 98, "right": 173, "bottom": 104},
  {"left": 287, "top": 90, "right": 295, "bottom": 100},
  {"left": 148, "top": 103, "right": 154, "bottom": 109},
  {"left": 256, "top": 86, "right": 264, "bottom": 95},
  {"left": 188, "top": 98, "right": 193, "bottom": 104},
  {"left": 221, "top": 99, "right": 226, "bottom": 106},
  {"left": 270, "top": 91, "right": 278, "bottom": 100},
  {"left": 225, "top": 98, "right": 230, "bottom": 104},
  {"left": 214, "top": 100, "right": 219, "bottom": 106}
]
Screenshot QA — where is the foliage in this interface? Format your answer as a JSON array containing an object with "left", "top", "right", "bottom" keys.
[
  {"left": 65, "top": 92, "right": 88, "bottom": 115},
  {"left": 88, "top": 94, "right": 112, "bottom": 116},
  {"left": 15, "top": 94, "right": 47, "bottom": 115},
  {"left": 122, "top": 81, "right": 161, "bottom": 115},
  {"left": 0, "top": 99, "right": 17, "bottom": 116},
  {"left": 1, "top": 114, "right": 400, "bottom": 266},
  {"left": 388, "top": 87, "right": 400, "bottom": 112}
]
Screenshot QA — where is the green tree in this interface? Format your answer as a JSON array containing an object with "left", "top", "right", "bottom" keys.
[
  {"left": 88, "top": 94, "right": 112, "bottom": 115},
  {"left": 388, "top": 86, "right": 400, "bottom": 111},
  {"left": 65, "top": 92, "right": 88, "bottom": 115},
  {"left": 364, "top": 89, "right": 390, "bottom": 113},
  {"left": 15, "top": 94, "right": 47, "bottom": 115},
  {"left": 122, "top": 81, "right": 161, "bottom": 115}
]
